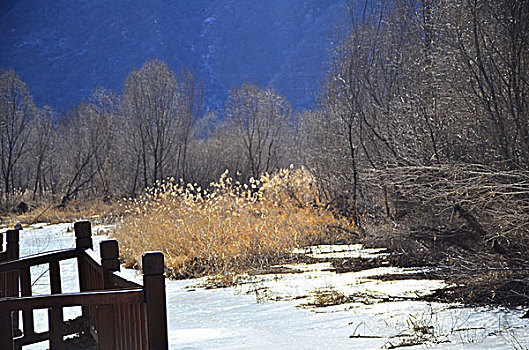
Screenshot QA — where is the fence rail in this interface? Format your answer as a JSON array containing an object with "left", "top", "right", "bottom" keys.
[{"left": 0, "top": 221, "right": 168, "bottom": 350}]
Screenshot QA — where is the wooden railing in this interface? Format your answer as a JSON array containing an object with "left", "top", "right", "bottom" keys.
[
  {"left": 0, "top": 229, "right": 20, "bottom": 336},
  {"left": 0, "top": 221, "right": 168, "bottom": 350}
]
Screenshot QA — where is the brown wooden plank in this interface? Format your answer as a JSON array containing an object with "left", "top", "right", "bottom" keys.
[
  {"left": 82, "top": 249, "right": 141, "bottom": 289},
  {"left": 0, "top": 308, "right": 13, "bottom": 349},
  {"left": 77, "top": 253, "right": 88, "bottom": 293},
  {"left": 0, "top": 289, "right": 144, "bottom": 311},
  {"left": 19, "top": 267, "right": 34, "bottom": 337},
  {"left": 129, "top": 303, "right": 135, "bottom": 350},
  {"left": 0, "top": 273, "right": 6, "bottom": 297},
  {"left": 140, "top": 303, "right": 148, "bottom": 350},
  {"left": 6, "top": 271, "right": 19, "bottom": 334},
  {"left": 0, "top": 249, "right": 77, "bottom": 273},
  {"left": 113, "top": 304, "right": 121, "bottom": 350},
  {"left": 49, "top": 307, "right": 64, "bottom": 350},
  {"left": 85, "top": 255, "right": 104, "bottom": 291},
  {"left": 84, "top": 248, "right": 103, "bottom": 271},
  {"left": 19, "top": 267, "right": 32, "bottom": 296},
  {"left": 49, "top": 260, "right": 64, "bottom": 349},
  {"left": 5, "top": 270, "right": 18, "bottom": 298},
  {"left": 97, "top": 305, "right": 114, "bottom": 350},
  {"left": 86, "top": 264, "right": 93, "bottom": 290},
  {"left": 119, "top": 303, "right": 126, "bottom": 350},
  {"left": 77, "top": 250, "right": 91, "bottom": 324},
  {"left": 117, "top": 303, "right": 124, "bottom": 350},
  {"left": 124, "top": 303, "right": 130, "bottom": 350},
  {"left": 132, "top": 303, "right": 139, "bottom": 350},
  {"left": 50, "top": 261, "right": 62, "bottom": 295},
  {"left": 83, "top": 261, "right": 100, "bottom": 292}
]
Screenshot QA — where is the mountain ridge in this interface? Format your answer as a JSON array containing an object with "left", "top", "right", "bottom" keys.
[{"left": 0, "top": 0, "right": 347, "bottom": 111}]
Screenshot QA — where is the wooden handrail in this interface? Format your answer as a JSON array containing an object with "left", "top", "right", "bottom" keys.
[
  {"left": 0, "top": 248, "right": 78, "bottom": 273},
  {"left": 0, "top": 289, "right": 144, "bottom": 310}
]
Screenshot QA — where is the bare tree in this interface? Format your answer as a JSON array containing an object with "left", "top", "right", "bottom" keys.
[
  {"left": 173, "top": 68, "right": 203, "bottom": 182},
  {"left": 224, "top": 83, "right": 292, "bottom": 179},
  {"left": 28, "top": 106, "right": 57, "bottom": 201},
  {"left": 57, "top": 90, "right": 115, "bottom": 206},
  {"left": 122, "top": 60, "right": 203, "bottom": 190},
  {"left": 450, "top": 0, "right": 529, "bottom": 168},
  {"left": 0, "top": 69, "right": 35, "bottom": 207}
]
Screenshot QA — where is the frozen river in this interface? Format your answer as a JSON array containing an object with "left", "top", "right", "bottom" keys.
[{"left": 11, "top": 223, "right": 529, "bottom": 349}]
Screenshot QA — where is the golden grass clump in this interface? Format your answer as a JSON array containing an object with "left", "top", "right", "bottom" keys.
[{"left": 113, "top": 167, "right": 354, "bottom": 278}]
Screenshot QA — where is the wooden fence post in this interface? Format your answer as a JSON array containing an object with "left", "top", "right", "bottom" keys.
[
  {"left": 74, "top": 221, "right": 93, "bottom": 250},
  {"left": 74, "top": 221, "right": 92, "bottom": 337},
  {"left": 6, "top": 229, "right": 19, "bottom": 262},
  {"left": 49, "top": 260, "right": 64, "bottom": 350},
  {"left": 0, "top": 230, "right": 15, "bottom": 347},
  {"left": 143, "top": 252, "right": 168, "bottom": 350},
  {"left": 6, "top": 229, "right": 20, "bottom": 336},
  {"left": 0, "top": 231, "right": 4, "bottom": 294},
  {"left": 97, "top": 240, "right": 120, "bottom": 349},
  {"left": 6, "top": 230, "right": 20, "bottom": 297},
  {"left": 100, "top": 240, "right": 120, "bottom": 281},
  {"left": 75, "top": 221, "right": 92, "bottom": 294},
  {"left": 0, "top": 307, "right": 13, "bottom": 350}
]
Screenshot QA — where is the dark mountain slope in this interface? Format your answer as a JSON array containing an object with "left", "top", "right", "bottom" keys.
[{"left": 0, "top": 0, "right": 346, "bottom": 111}]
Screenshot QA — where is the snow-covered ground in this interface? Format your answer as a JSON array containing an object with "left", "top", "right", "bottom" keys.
[{"left": 9, "top": 224, "right": 529, "bottom": 349}]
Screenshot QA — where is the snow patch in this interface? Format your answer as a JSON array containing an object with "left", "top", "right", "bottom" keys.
[{"left": 15, "top": 224, "right": 529, "bottom": 349}]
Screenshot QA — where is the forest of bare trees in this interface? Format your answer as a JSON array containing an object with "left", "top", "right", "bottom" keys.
[
  {"left": 316, "top": 1, "right": 525, "bottom": 220},
  {"left": 0, "top": 59, "right": 296, "bottom": 210},
  {"left": 300, "top": 0, "right": 529, "bottom": 287},
  {"left": 1, "top": 0, "right": 528, "bottom": 265}
]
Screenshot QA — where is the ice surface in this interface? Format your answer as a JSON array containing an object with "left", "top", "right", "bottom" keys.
[
  {"left": 11, "top": 224, "right": 529, "bottom": 349},
  {"left": 292, "top": 244, "right": 389, "bottom": 259}
]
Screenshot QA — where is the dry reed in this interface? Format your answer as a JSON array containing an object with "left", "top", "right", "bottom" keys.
[
  {"left": 113, "top": 167, "right": 355, "bottom": 278},
  {"left": 10, "top": 199, "right": 122, "bottom": 226}
]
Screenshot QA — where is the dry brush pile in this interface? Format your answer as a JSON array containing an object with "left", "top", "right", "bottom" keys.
[
  {"left": 113, "top": 167, "right": 355, "bottom": 278},
  {"left": 365, "top": 164, "right": 529, "bottom": 306},
  {"left": 369, "top": 164, "right": 529, "bottom": 252}
]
